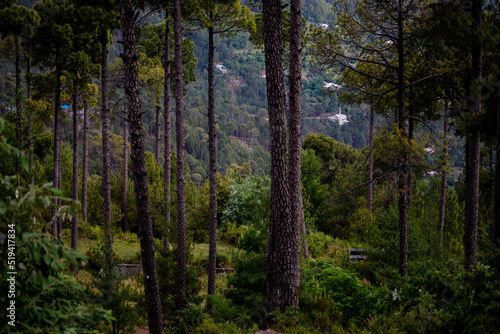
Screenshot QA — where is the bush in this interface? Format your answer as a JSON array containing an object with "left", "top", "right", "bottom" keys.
[
  {"left": 226, "top": 252, "right": 267, "bottom": 328},
  {"left": 301, "top": 258, "right": 378, "bottom": 327},
  {"left": 238, "top": 227, "right": 266, "bottom": 253},
  {"left": 219, "top": 222, "right": 247, "bottom": 245},
  {"left": 307, "top": 231, "right": 334, "bottom": 258},
  {"left": 156, "top": 244, "right": 204, "bottom": 325}
]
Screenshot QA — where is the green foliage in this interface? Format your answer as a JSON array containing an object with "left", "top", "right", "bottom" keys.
[
  {"left": 226, "top": 251, "right": 266, "bottom": 328},
  {"left": 301, "top": 258, "right": 378, "bottom": 327},
  {"left": 85, "top": 242, "right": 146, "bottom": 334},
  {"left": 0, "top": 117, "right": 113, "bottom": 332},
  {"left": 307, "top": 231, "right": 334, "bottom": 258},
  {"left": 221, "top": 174, "right": 270, "bottom": 228},
  {"left": 156, "top": 244, "right": 204, "bottom": 325}
]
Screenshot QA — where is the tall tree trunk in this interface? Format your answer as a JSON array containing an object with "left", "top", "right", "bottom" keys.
[
  {"left": 71, "top": 85, "right": 79, "bottom": 257},
  {"left": 120, "top": 0, "right": 164, "bottom": 331},
  {"left": 51, "top": 67, "right": 62, "bottom": 238},
  {"left": 207, "top": 24, "right": 217, "bottom": 310},
  {"left": 163, "top": 15, "right": 172, "bottom": 249},
  {"left": 438, "top": 101, "right": 449, "bottom": 252},
  {"left": 493, "top": 37, "right": 500, "bottom": 245},
  {"left": 27, "top": 54, "right": 33, "bottom": 185},
  {"left": 396, "top": 1, "right": 409, "bottom": 277},
  {"left": 464, "top": 0, "right": 483, "bottom": 270},
  {"left": 82, "top": 102, "right": 89, "bottom": 223},
  {"left": 122, "top": 96, "right": 129, "bottom": 232},
  {"left": 288, "top": 0, "right": 302, "bottom": 278},
  {"left": 155, "top": 103, "right": 161, "bottom": 162},
  {"left": 102, "top": 38, "right": 113, "bottom": 263},
  {"left": 368, "top": 104, "right": 374, "bottom": 216},
  {"left": 174, "top": 0, "right": 187, "bottom": 311},
  {"left": 15, "top": 37, "right": 23, "bottom": 155},
  {"left": 262, "top": 0, "right": 298, "bottom": 315}
]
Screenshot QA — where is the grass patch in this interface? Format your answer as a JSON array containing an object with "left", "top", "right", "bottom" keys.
[
  {"left": 192, "top": 242, "right": 239, "bottom": 268},
  {"left": 62, "top": 229, "right": 141, "bottom": 263}
]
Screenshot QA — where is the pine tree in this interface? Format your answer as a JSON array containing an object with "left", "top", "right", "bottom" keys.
[{"left": 119, "top": 0, "right": 164, "bottom": 330}]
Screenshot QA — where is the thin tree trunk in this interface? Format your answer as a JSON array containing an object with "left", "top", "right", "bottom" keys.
[
  {"left": 51, "top": 67, "right": 62, "bottom": 238},
  {"left": 174, "top": 0, "right": 187, "bottom": 311},
  {"left": 396, "top": 1, "right": 409, "bottom": 277},
  {"left": 15, "top": 37, "right": 23, "bottom": 154},
  {"left": 82, "top": 102, "right": 89, "bottom": 223},
  {"left": 155, "top": 103, "right": 161, "bottom": 162},
  {"left": 120, "top": 0, "right": 164, "bottom": 331},
  {"left": 493, "top": 37, "right": 500, "bottom": 245},
  {"left": 262, "top": 0, "right": 297, "bottom": 315},
  {"left": 71, "top": 85, "right": 79, "bottom": 258},
  {"left": 122, "top": 96, "right": 129, "bottom": 232},
  {"left": 102, "top": 38, "right": 113, "bottom": 263},
  {"left": 438, "top": 101, "right": 449, "bottom": 252},
  {"left": 464, "top": 0, "right": 483, "bottom": 270},
  {"left": 207, "top": 24, "right": 217, "bottom": 310},
  {"left": 27, "top": 55, "right": 33, "bottom": 185},
  {"left": 368, "top": 104, "right": 374, "bottom": 216},
  {"left": 163, "top": 15, "right": 172, "bottom": 249},
  {"left": 288, "top": 0, "right": 302, "bottom": 278}
]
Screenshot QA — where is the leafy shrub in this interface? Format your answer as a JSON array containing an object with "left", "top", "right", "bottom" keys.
[
  {"left": 301, "top": 258, "right": 378, "bottom": 326},
  {"left": 238, "top": 227, "right": 266, "bottom": 253},
  {"left": 307, "top": 231, "right": 334, "bottom": 258},
  {"left": 156, "top": 244, "right": 204, "bottom": 325},
  {"left": 85, "top": 242, "right": 146, "bottom": 334},
  {"left": 0, "top": 118, "right": 113, "bottom": 333},
  {"left": 226, "top": 252, "right": 267, "bottom": 328},
  {"left": 219, "top": 222, "right": 247, "bottom": 245}
]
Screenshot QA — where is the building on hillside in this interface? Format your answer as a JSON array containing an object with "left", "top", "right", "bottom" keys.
[
  {"left": 323, "top": 82, "right": 342, "bottom": 90},
  {"left": 215, "top": 64, "right": 228, "bottom": 73},
  {"left": 329, "top": 107, "right": 349, "bottom": 125},
  {"left": 320, "top": 23, "right": 329, "bottom": 30}
]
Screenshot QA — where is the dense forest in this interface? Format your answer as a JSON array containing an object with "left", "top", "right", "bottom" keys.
[{"left": 1, "top": 0, "right": 500, "bottom": 333}]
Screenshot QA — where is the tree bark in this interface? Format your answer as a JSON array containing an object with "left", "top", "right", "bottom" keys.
[
  {"left": 102, "top": 38, "right": 113, "bottom": 263},
  {"left": 15, "top": 37, "right": 23, "bottom": 154},
  {"left": 368, "top": 104, "right": 374, "bottom": 216},
  {"left": 71, "top": 85, "right": 79, "bottom": 257},
  {"left": 120, "top": 0, "right": 164, "bottom": 331},
  {"left": 396, "top": 0, "right": 409, "bottom": 277},
  {"left": 82, "top": 102, "right": 89, "bottom": 223},
  {"left": 27, "top": 54, "right": 33, "bottom": 185},
  {"left": 174, "top": 0, "right": 187, "bottom": 311},
  {"left": 155, "top": 103, "right": 161, "bottom": 162},
  {"left": 207, "top": 24, "right": 218, "bottom": 309},
  {"left": 464, "top": 0, "right": 483, "bottom": 270},
  {"left": 299, "top": 195, "right": 309, "bottom": 259},
  {"left": 288, "top": 0, "right": 302, "bottom": 277},
  {"left": 122, "top": 95, "right": 129, "bottom": 232},
  {"left": 438, "top": 101, "right": 449, "bottom": 252},
  {"left": 262, "top": 0, "right": 298, "bottom": 315},
  {"left": 163, "top": 16, "right": 172, "bottom": 249},
  {"left": 493, "top": 38, "right": 500, "bottom": 245},
  {"left": 51, "top": 67, "right": 62, "bottom": 238}
]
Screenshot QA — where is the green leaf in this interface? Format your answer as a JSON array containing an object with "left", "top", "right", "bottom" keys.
[
  {"left": 21, "top": 155, "right": 29, "bottom": 172},
  {"left": 33, "top": 243, "right": 41, "bottom": 260},
  {"left": 50, "top": 187, "right": 64, "bottom": 196},
  {"left": 44, "top": 253, "right": 51, "bottom": 265},
  {"left": 64, "top": 252, "right": 77, "bottom": 266}
]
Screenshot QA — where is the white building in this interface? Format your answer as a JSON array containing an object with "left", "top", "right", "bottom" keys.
[
  {"left": 329, "top": 107, "right": 349, "bottom": 125},
  {"left": 322, "top": 82, "right": 342, "bottom": 90},
  {"left": 215, "top": 64, "right": 228, "bottom": 73}
]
